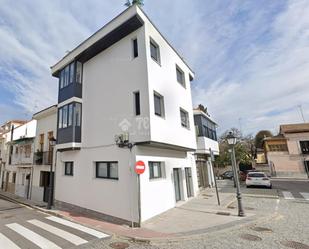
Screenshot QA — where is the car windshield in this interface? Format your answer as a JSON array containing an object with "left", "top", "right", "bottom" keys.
[{"left": 248, "top": 173, "right": 265, "bottom": 177}]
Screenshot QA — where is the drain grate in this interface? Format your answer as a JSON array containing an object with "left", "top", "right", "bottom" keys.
[
  {"left": 240, "top": 234, "right": 262, "bottom": 241},
  {"left": 251, "top": 226, "right": 273, "bottom": 233},
  {"left": 109, "top": 242, "right": 130, "bottom": 249},
  {"left": 280, "top": 240, "right": 309, "bottom": 249}
]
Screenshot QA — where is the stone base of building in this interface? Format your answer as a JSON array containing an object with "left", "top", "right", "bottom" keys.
[
  {"left": 54, "top": 200, "right": 137, "bottom": 227},
  {"left": 274, "top": 171, "right": 308, "bottom": 179}
]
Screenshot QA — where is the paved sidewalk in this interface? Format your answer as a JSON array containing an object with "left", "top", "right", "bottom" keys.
[{"left": 0, "top": 188, "right": 256, "bottom": 241}]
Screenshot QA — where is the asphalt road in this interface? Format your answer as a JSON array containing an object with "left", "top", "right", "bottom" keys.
[{"left": 0, "top": 197, "right": 110, "bottom": 248}]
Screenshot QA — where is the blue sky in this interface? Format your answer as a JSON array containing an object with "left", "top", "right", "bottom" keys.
[{"left": 0, "top": 0, "right": 308, "bottom": 135}]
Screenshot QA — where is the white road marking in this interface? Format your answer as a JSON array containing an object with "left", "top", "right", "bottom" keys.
[
  {"left": 46, "top": 216, "right": 109, "bottom": 238},
  {"left": 300, "top": 192, "right": 309, "bottom": 200},
  {"left": 28, "top": 219, "right": 88, "bottom": 246},
  {"left": 282, "top": 191, "right": 294, "bottom": 200},
  {"left": 0, "top": 233, "right": 21, "bottom": 249},
  {"left": 6, "top": 223, "right": 61, "bottom": 249},
  {"left": 275, "top": 199, "right": 280, "bottom": 212}
]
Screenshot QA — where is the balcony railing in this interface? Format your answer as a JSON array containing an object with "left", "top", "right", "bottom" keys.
[{"left": 33, "top": 151, "right": 52, "bottom": 165}]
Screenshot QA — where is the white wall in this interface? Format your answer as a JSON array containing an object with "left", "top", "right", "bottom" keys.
[
  {"left": 141, "top": 9, "right": 196, "bottom": 150},
  {"left": 136, "top": 146, "right": 198, "bottom": 222},
  {"left": 12, "top": 120, "right": 36, "bottom": 140},
  {"left": 196, "top": 136, "right": 219, "bottom": 155}
]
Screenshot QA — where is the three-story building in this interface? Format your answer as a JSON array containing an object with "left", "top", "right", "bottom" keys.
[{"left": 51, "top": 5, "right": 198, "bottom": 225}]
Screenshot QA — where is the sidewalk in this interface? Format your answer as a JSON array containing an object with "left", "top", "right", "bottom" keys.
[{"left": 0, "top": 188, "right": 256, "bottom": 241}]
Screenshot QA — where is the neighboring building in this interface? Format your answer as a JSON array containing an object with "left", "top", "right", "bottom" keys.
[
  {"left": 32, "top": 105, "right": 57, "bottom": 203},
  {"left": 0, "top": 120, "right": 27, "bottom": 192},
  {"left": 50, "top": 5, "right": 198, "bottom": 225},
  {"left": 255, "top": 148, "right": 267, "bottom": 164},
  {"left": 3, "top": 120, "right": 37, "bottom": 198},
  {"left": 193, "top": 107, "right": 219, "bottom": 188},
  {"left": 264, "top": 123, "right": 309, "bottom": 178}
]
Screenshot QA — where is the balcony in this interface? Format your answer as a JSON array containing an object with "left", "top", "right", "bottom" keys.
[
  {"left": 196, "top": 136, "right": 219, "bottom": 155},
  {"left": 33, "top": 151, "right": 53, "bottom": 165}
]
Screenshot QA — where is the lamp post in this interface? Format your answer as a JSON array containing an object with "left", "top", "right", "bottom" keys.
[
  {"left": 226, "top": 132, "right": 245, "bottom": 217},
  {"left": 47, "top": 137, "right": 56, "bottom": 210}
]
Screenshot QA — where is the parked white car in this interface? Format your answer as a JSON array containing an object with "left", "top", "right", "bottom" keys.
[{"left": 246, "top": 172, "right": 272, "bottom": 188}]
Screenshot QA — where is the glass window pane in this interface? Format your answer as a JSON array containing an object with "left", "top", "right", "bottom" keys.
[
  {"left": 134, "top": 92, "right": 140, "bottom": 116},
  {"left": 68, "top": 104, "right": 73, "bottom": 126},
  {"left": 75, "top": 103, "right": 81, "bottom": 126},
  {"left": 76, "top": 61, "right": 82, "bottom": 84},
  {"left": 110, "top": 162, "right": 118, "bottom": 179},
  {"left": 62, "top": 105, "right": 68, "bottom": 128},
  {"left": 97, "top": 163, "right": 108, "bottom": 178},
  {"left": 133, "top": 39, "right": 138, "bottom": 58},
  {"left": 69, "top": 63, "right": 75, "bottom": 84},
  {"left": 64, "top": 65, "right": 69, "bottom": 87},
  {"left": 154, "top": 94, "right": 161, "bottom": 116},
  {"left": 58, "top": 108, "right": 63, "bottom": 129},
  {"left": 150, "top": 41, "right": 159, "bottom": 62},
  {"left": 60, "top": 70, "right": 64, "bottom": 89},
  {"left": 176, "top": 67, "right": 185, "bottom": 86}
]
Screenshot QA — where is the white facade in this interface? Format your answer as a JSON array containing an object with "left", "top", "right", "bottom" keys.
[
  {"left": 31, "top": 105, "right": 57, "bottom": 202},
  {"left": 51, "top": 5, "right": 198, "bottom": 224}
]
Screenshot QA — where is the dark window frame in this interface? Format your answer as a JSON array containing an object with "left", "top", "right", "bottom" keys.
[
  {"left": 132, "top": 38, "right": 138, "bottom": 58},
  {"left": 95, "top": 161, "right": 119, "bottom": 180},
  {"left": 64, "top": 162, "right": 74, "bottom": 176},
  {"left": 180, "top": 108, "right": 190, "bottom": 129},
  {"left": 134, "top": 91, "right": 141, "bottom": 116},
  {"left": 149, "top": 161, "right": 163, "bottom": 179},
  {"left": 59, "top": 61, "right": 83, "bottom": 90},
  {"left": 154, "top": 91, "right": 164, "bottom": 117},
  {"left": 176, "top": 65, "right": 186, "bottom": 87},
  {"left": 150, "top": 38, "right": 160, "bottom": 64},
  {"left": 58, "top": 102, "right": 82, "bottom": 130},
  {"left": 300, "top": 141, "right": 309, "bottom": 154}
]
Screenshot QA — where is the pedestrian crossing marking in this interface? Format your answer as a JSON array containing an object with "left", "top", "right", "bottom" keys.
[
  {"left": 300, "top": 192, "right": 309, "bottom": 201},
  {"left": 46, "top": 216, "right": 109, "bottom": 239},
  {"left": 28, "top": 219, "right": 88, "bottom": 246},
  {"left": 282, "top": 191, "right": 294, "bottom": 200},
  {"left": 0, "top": 233, "right": 21, "bottom": 249},
  {"left": 6, "top": 223, "right": 62, "bottom": 249}
]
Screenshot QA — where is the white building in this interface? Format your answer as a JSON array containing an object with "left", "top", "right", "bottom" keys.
[
  {"left": 51, "top": 5, "right": 198, "bottom": 225},
  {"left": 0, "top": 120, "right": 26, "bottom": 192},
  {"left": 193, "top": 106, "right": 219, "bottom": 188},
  {"left": 3, "top": 120, "right": 37, "bottom": 198},
  {"left": 32, "top": 105, "right": 57, "bottom": 202}
]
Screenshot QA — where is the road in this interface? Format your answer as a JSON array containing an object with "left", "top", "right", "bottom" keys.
[
  {"left": 0, "top": 197, "right": 110, "bottom": 248},
  {"left": 0, "top": 178, "right": 308, "bottom": 249}
]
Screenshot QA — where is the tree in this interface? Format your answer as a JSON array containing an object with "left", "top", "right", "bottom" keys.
[
  {"left": 255, "top": 130, "right": 273, "bottom": 149},
  {"left": 125, "top": 0, "right": 144, "bottom": 7},
  {"left": 215, "top": 128, "right": 254, "bottom": 168}
]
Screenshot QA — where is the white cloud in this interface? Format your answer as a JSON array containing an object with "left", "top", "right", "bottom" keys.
[{"left": 0, "top": 0, "right": 308, "bottom": 136}]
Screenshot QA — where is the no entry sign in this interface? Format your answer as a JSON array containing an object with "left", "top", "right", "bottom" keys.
[{"left": 135, "top": 161, "right": 146, "bottom": 175}]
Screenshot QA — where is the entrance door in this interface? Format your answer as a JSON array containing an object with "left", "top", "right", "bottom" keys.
[
  {"left": 41, "top": 171, "right": 54, "bottom": 203},
  {"left": 305, "top": 161, "right": 309, "bottom": 177},
  {"left": 173, "top": 168, "right": 181, "bottom": 202},
  {"left": 185, "top": 168, "right": 193, "bottom": 198}
]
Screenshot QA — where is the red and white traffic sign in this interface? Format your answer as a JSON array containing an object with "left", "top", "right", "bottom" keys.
[{"left": 135, "top": 161, "right": 145, "bottom": 175}]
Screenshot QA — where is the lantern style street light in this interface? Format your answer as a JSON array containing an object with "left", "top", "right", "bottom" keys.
[
  {"left": 47, "top": 137, "right": 56, "bottom": 210},
  {"left": 226, "top": 132, "right": 245, "bottom": 217}
]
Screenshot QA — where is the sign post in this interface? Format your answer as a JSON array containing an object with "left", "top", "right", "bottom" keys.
[{"left": 135, "top": 161, "right": 145, "bottom": 227}]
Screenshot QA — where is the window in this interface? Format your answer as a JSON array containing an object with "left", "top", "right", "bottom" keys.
[
  {"left": 58, "top": 102, "right": 82, "bottom": 129},
  {"left": 25, "top": 145, "right": 31, "bottom": 158},
  {"left": 75, "top": 103, "right": 81, "bottom": 126},
  {"left": 58, "top": 108, "right": 63, "bottom": 128},
  {"left": 134, "top": 91, "right": 140, "bottom": 116},
  {"left": 149, "top": 162, "right": 163, "bottom": 179},
  {"left": 60, "top": 70, "right": 64, "bottom": 89},
  {"left": 150, "top": 39, "right": 160, "bottom": 63},
  {"left": 268, "top": 144, "right": 288, "bottom": 152},
  {"left": 15, "top": 146, "right": 19, "bottom": 154},
  {"left": 154, "top": 92, "right": 164, "bottom": 117},
  {"left": 132, "top": 38, "right": 138, "bottom": 58},
  {"left": 176, "top": 65, "right": 185, "bottom": 87},
  {"left": 39, "top": 134, "right": 44, "bottom": 151},
  {"left": 180, "top": 108, "right": 189, "bottom": 128},
  {"left": 76, "top": 61, "right": 82, "bottom": 84},
  {"left": 96, "top": 162, "right": 118, "bottom": 180},
  {"left": 62, "top": 105, "right": 68, "bottom": 128},
  {"left": 64, "top": 65, "right": 70, "bottom": 87},
  {"left": 68, "top": 104, "right": 73, "bottom": 127},
  {"left": 64, "top": 162, "right": 74, "bottom": 176},
  {"left": 300, "top": 141, "right": 309, "bottom": 154}
]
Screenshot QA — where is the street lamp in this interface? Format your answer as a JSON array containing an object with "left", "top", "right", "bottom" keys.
[
  {"left": 47, "top": 137, "right": 56, "bottom": 210},
  {"left": 226, "top": 132, "right": 245, "bottom": 217}
]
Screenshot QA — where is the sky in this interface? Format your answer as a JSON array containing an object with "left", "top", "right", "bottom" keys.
[{"left": 0, "top": 0, "right": 308, "bottom": 136}]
